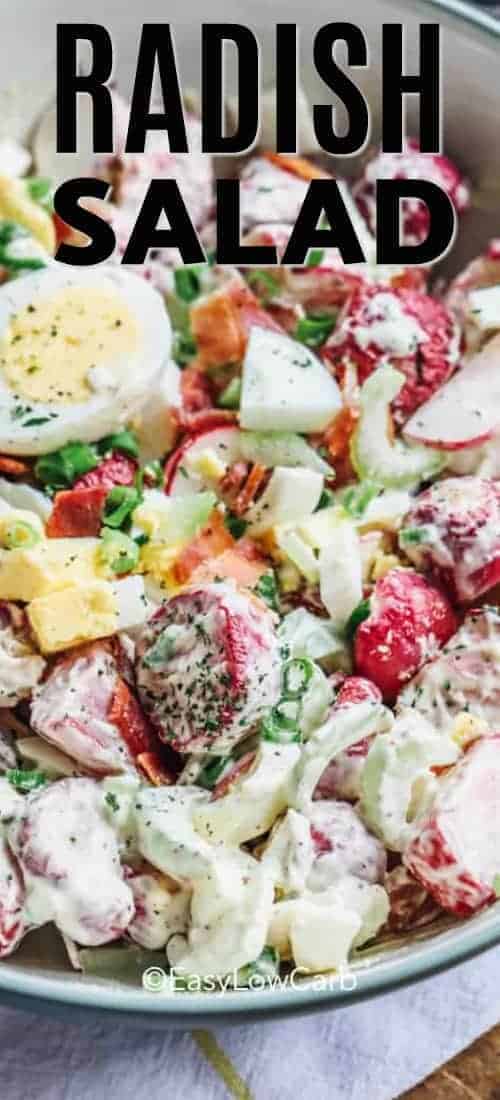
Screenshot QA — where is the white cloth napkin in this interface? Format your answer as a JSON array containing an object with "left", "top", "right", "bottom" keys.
[{"left": 1, "top": 946, "right": 499, "bottom": 1100}]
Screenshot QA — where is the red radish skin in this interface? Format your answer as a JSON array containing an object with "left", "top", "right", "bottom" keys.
[
  {"left": 325, "top": 285, "right": 460, "bottom": 424},
  {"left": 73, "top": 453, "right": 137, "bottom": 491},
  {"left": 404, "top": 736, "right": 500, "bottom": 916},
  {"left": 401, "top": 477, "right": 500, "bottom": 602},
  {"left": 164, "top": 424, "right": 241, "bottom": 496},
  {"left": 403, "top": 334, "right": 500, "bottom": 450},
  {"left": 354, "top": 569, "right": 457, "bottom": 701},
  {"left": 135, "top": 583, "right": 282, "bottom": 754}
]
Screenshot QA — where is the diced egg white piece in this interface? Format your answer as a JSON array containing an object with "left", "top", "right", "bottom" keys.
[
  {"left": 245, "top": 467, "right": 324, "bottom": 535},
  {"left": 240, "top": 327, "right": 341, "bottom": 433},
  {"left": 111, "top": 575, "right": 150, "bottom": 633},
  {"left": 134, "top": 360, "right": 181, "bottom": 462},
  {"left": 193, "top": 742, "right": 301, "bottom": 846},
  {"left": 468, "top": 285, "right": 500, "bottom": 335},
  {"left": 318, "top": 523, "right": 363, "bottom": 628},
  {"left": 0, "top": 478, "right": 51, "bottom": 521},
  {"left": 268, "top": 877, "right": 388, "bottom": 972}
]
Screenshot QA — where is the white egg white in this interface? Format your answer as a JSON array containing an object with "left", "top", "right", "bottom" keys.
[{"left": 0, "top": 264, "right": 172, "bottom": 454}]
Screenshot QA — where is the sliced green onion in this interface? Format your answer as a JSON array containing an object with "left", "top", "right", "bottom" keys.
[
  {"left": 25, "top": 177, "right": 53, "bottom": 212},
  {"left": 344, "top": 597, "right": 371, "bottom": 642},
  {"left": 97, "top": 430, "right": 139, "bottom": 459},
  {"left": 282, "top": 657, "right": 315, "bottom": 700},
  {"left": 224, "top": 512, "right": 248, "bottom": 540},
  {"left": 0, "top": 220, "right": 46, "bottom": 274},
  {"left": 399, "top": 526, "right": 434, "bottom": 546},
  {"left": 174, "top": 265, "right": 205, "bottom": 302},
  {"left": 35, "top": 441, "right": 98, "bottom": 491},
  {"left": 295, "top": 313, "right": 337, "bottom": 348},
  {"left": 217, "top": 377, "right": 242, "bottom": 410},
  {"left": 315, "top": 488, "right": 335, "bottom": 512},
  {"left": 98, "top": 528, "right": 139, "bottom": 575},
  {"left": 261, "top": 701, "right": 302, "bottom": 744},
  {"left": 197, "top": 755, "right": 233, "bottom": 790},
  {"left": 305, "top": 248, "right": 325, "bottom": 268},
  {"left": 236, "top": 947, "right": 280, "bottom": 987},
  {"left": 2, "top": 520, "right": 41, "bottom": 550},
  {"left": 6, "top": 768, "right": 47, "bottom": 792},
  {"left": 173, "top": 330, "right": 197, "bottom": 366},
  {"left": 246, "top": 269, "right": 280, "bottom": 302},
  {"left": 255, "top": 570, "right": 280, "bottom": 612},
  {"left": 102, "top": 486, "right": 141, "bottom": 530},
  {"left": 342, "top": 481, "right": 381, "bottom": 520}
]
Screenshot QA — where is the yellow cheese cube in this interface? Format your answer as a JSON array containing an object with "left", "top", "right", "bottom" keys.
[
  {"left": 0, "top": 538, "right": 99, "bottom": 601},
  {"left": 27, "top": 582, "right": 118, "bottom": 654},
  {"left": 139, "top": 541, "right": 182, "bottom": 584}
]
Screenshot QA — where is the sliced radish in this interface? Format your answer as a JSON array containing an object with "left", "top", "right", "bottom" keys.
[
  {"left": 164, "top": 424, "right": 242, "bottom": 496},
  {"left": 404, "top": 735, "right": 500, "bottom": 916},
  {"left": 404, "top": 334, "right": 500, "bottom": 450}
]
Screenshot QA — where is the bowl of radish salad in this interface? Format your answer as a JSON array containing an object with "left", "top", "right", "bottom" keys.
[{"left": 2, "top": 0, "right": 500, "bottom": 1027}]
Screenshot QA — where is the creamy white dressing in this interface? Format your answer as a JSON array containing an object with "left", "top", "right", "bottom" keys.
[
  {"left": 8, "top": 779, "right": 133, "bottom": 946},
  {"left": 352, "top": 292, "right": 428, "bottom": 357}
]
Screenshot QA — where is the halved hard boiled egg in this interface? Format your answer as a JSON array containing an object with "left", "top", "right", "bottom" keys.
[{"left": 0, "top": 265, "right": 171, "bottom": 454}]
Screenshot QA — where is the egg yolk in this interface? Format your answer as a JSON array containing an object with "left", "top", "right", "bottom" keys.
[{"left": 0, "top": 286, "right": 139, "bottom": 404}]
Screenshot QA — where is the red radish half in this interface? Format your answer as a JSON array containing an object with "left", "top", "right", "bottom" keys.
[
  {"left": 164, "top": 424, "right": 242, "bottom": 496},
  {"left": 403, "top": 334, "right": 500, "bottom": 450}
]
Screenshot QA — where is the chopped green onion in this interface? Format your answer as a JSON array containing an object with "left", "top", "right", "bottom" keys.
[
  {"left": 102, "top": 486, "right": 141, "bottom": 530},
  {"left": 97, "top": 430, "right": 139, "bottom": 459},
  {"left": 174, "top": 265, "right": 205, "bottom": 302},
  {"left": 261, "top": 701, "right": 302, "bottom": 744},
  {"left": 98, "top": 528, "right": 139, "bottom": 575},
  {"left": 197, "top": 755, "right": 233, "bottom": 790},
  {"left": 236, "top": 946, "right": 280, "bottom": 987},
  {"left": 399, "top": 526, "right": 434, "bottom": 546},
  {"left": 315, "top": 488, "right": 335, "bottom": 512},
  {"left": 217, "top": 377, "right": 242, "bottom": 410},
  {"left": 282, "top": 657, "right": 315, "bottom": 700},
  {"left": 295, "top": 313, "right": 337, "bottom": 348},
  {"left": 0, "top": 220, "right": 46, "bottom": 275},
  {"left": 7, "top": 768, "right": 47, "bottom": 792},
  {"left": 342, "top": 481, "right": 380, "bottom": 520},
  {"left": 2, "top": 520, "right": 40, "bottom": 550},
  {"left": 305, "top": 248, "right": 325, "bottom": 268},
  {"left": 25, "top": 177, "right": 53, "bottom": 212},
  {"left": 173, "top": 330, "right": 197, "bottom": 366},
  {"left": 34, "top": 441, "right": 99, "bottom": 491},
  {"left": 224, "top": 512, "right": 248, "bottom": 540},
  {"left": 255, "top": 570, "right": 280, "bottom": 612},
  {"left": 246, "top": 269, "right": 280, "bottom": 302},
  {"left": 344, "top": 597, "right": 371, "bottom": 642}
]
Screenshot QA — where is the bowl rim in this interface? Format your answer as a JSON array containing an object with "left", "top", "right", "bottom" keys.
[{"left": 1, "top": 0, "right": 500, "bottom": 1020}]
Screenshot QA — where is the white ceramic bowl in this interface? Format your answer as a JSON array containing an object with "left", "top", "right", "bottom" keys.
[{"left": 1, "top": 0, "right": 500, "bottom": 1025}]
